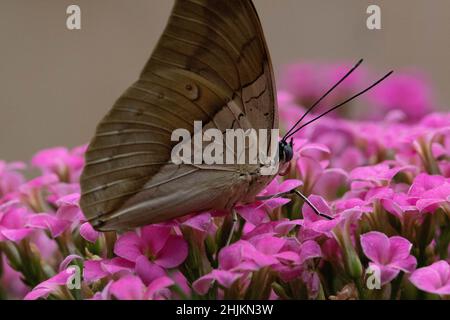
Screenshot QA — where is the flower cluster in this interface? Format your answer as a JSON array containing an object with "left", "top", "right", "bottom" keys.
[{"left": 0, "top": 63, "right": 449, "bottom": 300}]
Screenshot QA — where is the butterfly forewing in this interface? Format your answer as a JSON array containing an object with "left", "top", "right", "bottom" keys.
[{"left": 80, "top": 0, "right": 278, "bottom": 231}]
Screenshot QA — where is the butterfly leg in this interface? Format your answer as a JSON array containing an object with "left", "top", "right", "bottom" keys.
[
  {"left": 256, "top": 189, "right": 333, "bottom": 220},
  {"left": 292, "top": 190, "right": 333, "bottom": 220},
  {"left": 226, "top": 209, "right": 239, "bottom": 246}
]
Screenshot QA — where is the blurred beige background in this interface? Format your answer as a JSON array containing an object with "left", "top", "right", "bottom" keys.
[{"left": 1, "top": 0, "right": 450, "bottom": 161}]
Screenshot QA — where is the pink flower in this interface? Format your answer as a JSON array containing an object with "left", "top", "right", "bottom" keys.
[
  {"left": 300, "top": 195, "right": 340, "bottom": 240},
  {"left": 361, "top": 232, "right": 417, "bottom": 285},
  {"left": 114, "top": 225, "right": 188, "bottom": 284},
  {"left": 334, "top": 197, "right": 372, "bottom": 214},
  {"left": 193, "top": 270, "right": 242, "bottom": 295},
  {"left": 369, "top": 72, "right": 434, "bottom": 122},
  {"left": 273, "top": 239, "right": 322, "bottom": 281},
  {"left": 193, "top": 237, "right": 282, "bottom": 294},
  {"left": 83, "top": 258, "right": 134, "bottom": 283},
  {"left": 325, "top": 63, "right": 369, "bottom": 96},
  {"left": 408, "top": 174, "right": 448, "bottom": 200},
  {"left": 220, "top": 238, "right": 281, "bottom": 272},
  {"left": 1, "top": 257, "right": 29, "bottom": 299},
  {"left": 280, "top": 62, "right": 367, "bottom": 111},
  {"left": 46, "top": 182, "right": 80, "bottom": 205},
  {"left": 304, "top": 120, "right": 356, "bottom": 161},
  {"left": 350, "top": 162, "right": 416, "bottom": 188},
  {"left": 25, "top": 268, "right": 75, "bottom": 300},
  {"left": 26, "top": 213, "right": 72, "bottom": 238},
  {"left": 26, "top": 193, "right": 85, "bottom": 238},
  {"left": 415, "top": 184, "right": 450, "bottom": 213},
  {"left": 410, "top": 261, "right": 450, "bottom": 296},
  {"left": 31, "top": 146, "right": 86, "bottom": 182},
  {"left": 242, "top": 220, "right": 302, "bottom": 239},
  {"left": 0, "top": 161, "right": 25, "bottom": 197},
  {"left": 238, "top": 179, "right": 302, "bottom": 225},
  {"left": 181, "top": 212, "right": 215, "bottom": 234},
  {"left": 408, "top": 174, "right": 450, "bottom": 213},
  {"left": 79, "top": 222, "right": 100, "bottom": 243},
  {"left": 56, "top": 193, "right": 99, "bottom": 242},
  {"left": 0, "top": 206, "right": 33, "bottom": 242},
  {"left": 19, "top": 174, "right": 59, "bottom": 212},
  {"left": 278, "top": 91, "right": 306, "bottom": 132},
  {"left": 294, "top": 140, "right": 331, "bottom": 193},
  {"left": 259, "top": 178, "right": 304, "bottom": 201},
  {"left": 380, "top": 192, "right": 419, "bottom": 220},
  {"left": 109, "top": 275, "right": 174, "bottom": 300},
  {"left": 280, "top": 62, "right": 324, "bottom": 105},
  {"left": 312, "top": 168, "right": 349, "bottom": 200}
]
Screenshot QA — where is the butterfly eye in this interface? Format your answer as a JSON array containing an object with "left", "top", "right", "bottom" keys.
[{"left": 279, "top": 141, "right": 294, "bottom": 163}]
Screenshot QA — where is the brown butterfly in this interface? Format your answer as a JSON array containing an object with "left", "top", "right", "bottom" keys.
[{"left": 80, "top": 0, "right": 392, "bottom": 232}]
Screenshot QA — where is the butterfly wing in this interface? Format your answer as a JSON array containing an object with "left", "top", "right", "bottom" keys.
[{"left": 80, "top": 0, "right": 277, "bottom": 231}]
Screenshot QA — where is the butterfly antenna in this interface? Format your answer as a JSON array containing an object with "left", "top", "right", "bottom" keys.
[
  {"left": 283, "top": 58, "right": 364, "bottom": 141},
  {"left": 285, "top": 70, "right": 394, "bottom": 139}
]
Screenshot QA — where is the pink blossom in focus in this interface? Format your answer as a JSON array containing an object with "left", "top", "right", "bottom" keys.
[
  {"left": 361, "top": 231, "right": 417, "bottom": 285},
  {"left": 410, "top": 261, "right": 450, "bottom": 296}
]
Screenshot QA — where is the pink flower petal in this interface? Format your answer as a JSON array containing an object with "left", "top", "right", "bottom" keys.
[
  {"left": 313, "top": 168, "right": 348, "bottom": 200},
  {"left": 408, "top": 174, "right": 446, "bottom": 198},
  {"left": 0, "top": 227, "right": 32, "bottom": 242},
  {"left": 302, "top": 195, "right": 333, "bottom": 222},
  {"left": 389, "top": 236, "right": 414, "bottom": 262},
  {"left": 375, "top": 263, "right": 401, "bottom": 285},
  {"left": 277, "top": 179, "right": 303, "bottom": 194},
  {"left": 238, "top": 204, "right": 269, "bottom": 226},
  {"left": 193, "top": 270, "right": 242, "bottom": 295},
  {"left": 27, "top": 213, "right": 71, "bottom": 238},
  {"left": 79, "top": 222, "right": 100, "bottom": 243},
  {"left": 299, "top": 240, "right": 322, "bottom": 264},
  {"left": 101, "top": 257, "right": 134, "bottom": 275},
  {"left": 391, "top": 255, "right": 417, "bottom": 274},
  {"left": 145, "top": 276, "right": 174, "bottom": 300},
  {"left": 182, "top": 213, "right": 213, "bottom": 233},
  {"left": 83, "top": 260, "right": 108, "bottom": 283},
  {"left": 274, "top": 251, "right": 301, "bottom": 264},
  {"left": 135, "top": 256, "right": 167, "bottom": 285},
  {"left": 59, "top": 254, "right": 83, "bottom": 272},
  {"left": 141, "top": 225, "right": 171, "bottom": 255},
  {"left": 24, "top": 268, "right": 75, "bottom": 300},
  {"left": 24, "top": 287, "right": 54, "bottom": 301},
  {"left": 361, "top": 231, "right": 390, "bottom": 264},
  {"left": 250, "top": 235, "right": 286, "bottom": 255},
  {"left": 410, "top": 261, "right": 450, "bottom": 295},
  {"left": 154, "top": 235, "right": 188, "bottom": 268},
  {"left": 219, "top": 242, "right": 246, "bottom": 270},
  {"left": 109, "top": 275, "right": 145, "bottom": 300},
  {"left": 273, "top": 219, "right": 303, "bottom": 235},
  {"left": 114, "top": 232, "right": 144, "bottom": 262},
  {"left": 263, "top": 198, "right": 291, "bottom": 211}
]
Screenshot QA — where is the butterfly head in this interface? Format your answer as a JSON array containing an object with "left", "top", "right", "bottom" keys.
[
  {"left": 279, "top": 139, "right": 294, "bottom": 163},
  {"left": 278, "top": 139, "right": 294, "bottom": 176}
]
